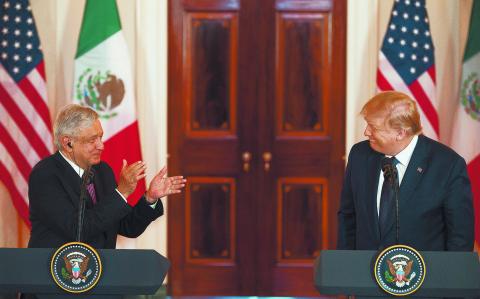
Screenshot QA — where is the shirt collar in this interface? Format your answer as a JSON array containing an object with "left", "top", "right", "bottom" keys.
[
  {"left": 390, "top": 135, "right": 418, "bottom": 167},
  {"left": 59, "top": 150, "right": 84, "bottom": 178}
]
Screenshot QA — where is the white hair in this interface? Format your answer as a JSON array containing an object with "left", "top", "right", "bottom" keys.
[{"left": 53, "top": 104, "right": 98, "bottom": 150}]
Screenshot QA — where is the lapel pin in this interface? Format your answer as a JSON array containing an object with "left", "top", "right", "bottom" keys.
[{"left": 417, "top": 167, "right": 423, "bottom": 173}]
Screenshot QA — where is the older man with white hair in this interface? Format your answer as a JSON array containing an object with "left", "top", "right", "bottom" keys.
[{"left": 27, "top": 104, "right": 186, "bottom": 249}]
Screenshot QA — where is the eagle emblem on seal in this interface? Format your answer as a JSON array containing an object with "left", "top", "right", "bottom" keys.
[
  {"left": 387, "top": 258, "right": 416, "bottom": 287},
  {"left": 51, "top": 242, "right": 102, "bottom": 293},
  {"left": 62, "top": 252, "right": 92, "bottom": 285},
  {"left": 374, "top": 245, "right": 426, "bottom": 296}
]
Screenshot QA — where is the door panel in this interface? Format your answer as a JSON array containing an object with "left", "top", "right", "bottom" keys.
[
  {"left": 168, "top": 0, "right": 257, "bottom": 295},
  {"left": 276, "top": 13, "right": 330, "bottom": 136},
  {"left": 255, "top": 0, "right": 345, "bottom": 295},
  {"left": 184, "top": 12, "right": 237, "bottom": 136},
  {"left": 186, "top": 177, "right": 236, "bottom": 264},
  {"left": 168, "top": 0, "right": 345, "bottom": 295},
  {"left": 277, "top": 178, "right": 328, "bottom": 261}
]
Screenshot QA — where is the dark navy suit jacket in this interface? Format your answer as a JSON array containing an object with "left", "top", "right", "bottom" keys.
[
  {"left": 337, "top": 135, "right": 474, "bottom": 251},
  {"left": 28, "top": 151, "right": 163, "bottom": 249}
]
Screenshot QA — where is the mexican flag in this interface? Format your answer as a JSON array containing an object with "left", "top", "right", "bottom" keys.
[
  {"left": 73, "top": 0, "right": 145, "bottom": 206},
  {"left": 450, "top": 0, "right": 480, "bottom": 250}
]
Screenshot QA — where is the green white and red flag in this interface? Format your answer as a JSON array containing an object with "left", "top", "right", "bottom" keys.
[
  {"left": 450, "top": 0, "right": 480, "bottom": 250},
  {"left": 73, "top": 0, "right": 145, "bottom": 206}
]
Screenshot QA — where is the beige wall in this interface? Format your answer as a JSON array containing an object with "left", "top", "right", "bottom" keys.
[{"left": 0, "top": 1, "right": 472, "bottom": 253}]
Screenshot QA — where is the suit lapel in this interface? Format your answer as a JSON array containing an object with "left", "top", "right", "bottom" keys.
[
  {"left": 366, "top": 150, "right": 382, "bottom": 242},
  {"left": 53, "top": 152, "right": 82, "bottom": 206},
  {"left": 399, "top": 135, "right": 429, "bottom": 206}
]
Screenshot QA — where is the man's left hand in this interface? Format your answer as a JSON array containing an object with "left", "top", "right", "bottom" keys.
[{"left": 146, "top": 166, "right": 186, "bottom": 203}]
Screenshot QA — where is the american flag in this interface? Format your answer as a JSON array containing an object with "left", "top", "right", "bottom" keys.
[
  {"left": 0, "top": 0, "right": 52, "bottom": 226},
  {"left": 377, "top": 0, "right": 438, "bottom": 139}
]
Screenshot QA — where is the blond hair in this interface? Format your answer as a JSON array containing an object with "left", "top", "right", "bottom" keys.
[
  {"left": 53, "top": 104, "right": 98, "bottom": 150},
  {"left": 361, "top": 91, "right": 422, "bottom": 136}
]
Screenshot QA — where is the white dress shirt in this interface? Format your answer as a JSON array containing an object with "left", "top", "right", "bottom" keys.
[{"left": 376, "top": 135, "right": 418, "bottom": 216}]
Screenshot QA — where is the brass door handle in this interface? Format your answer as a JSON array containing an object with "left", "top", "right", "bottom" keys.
[
  {"left": 263, "top": 152, "right": 272, "bottom": 172},
  {"left": 242, "top": 151, "right": 252, "bottom": 172}
]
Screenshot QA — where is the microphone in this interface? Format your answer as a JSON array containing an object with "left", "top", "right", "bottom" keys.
[
  {"left": 76, "top": 167, "right": 93, "bottom": 242},
  {"left": 380, "top": 157, "right": 400, "bottom": 244},
  {"left": 84, "top": 167, "right": 94, "bottom": 184},
  {"left": 381, "top": 157, "right": 397, "bottom": 185}
]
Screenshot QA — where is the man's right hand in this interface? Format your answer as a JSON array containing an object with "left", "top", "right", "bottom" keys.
[{"left": 117, "top": 160, "right": 147, "bottom": 198}]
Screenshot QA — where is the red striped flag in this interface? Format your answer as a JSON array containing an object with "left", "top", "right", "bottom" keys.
[
  {"left": 0, "top": 0, "right": 53, "bottom": 226},
  {"left": 377, "top": 0, "right": 438, "bottom": 139}
]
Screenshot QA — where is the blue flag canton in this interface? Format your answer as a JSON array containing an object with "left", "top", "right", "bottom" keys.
[
  {"left": 381, "top": 0, "right": 434, "bottom": 85},
  {"left": 0, "top": 0, "right": 42, "bottom": 82}
]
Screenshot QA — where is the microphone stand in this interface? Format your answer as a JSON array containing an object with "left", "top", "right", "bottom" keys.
[
  {"left": 392, "top": 167, "right": 400, "bottom": 244},
  {"left": 380, "top": 157, "right": 400, "bottom": 245},
  {"left": 76, "top": 167, "right": 91, "bottom": 242}
]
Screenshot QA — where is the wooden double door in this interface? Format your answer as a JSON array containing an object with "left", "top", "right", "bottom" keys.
[{"left": 167, "top": 0, "right": 346, "bottom": 295}]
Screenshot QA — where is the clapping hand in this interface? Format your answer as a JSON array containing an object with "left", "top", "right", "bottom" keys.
[
  {"left": 117, "top": 160, "right": 147, "bottom": 198},
  {"left": 146, "top": 166, "right": 186, "bottom": 203}
]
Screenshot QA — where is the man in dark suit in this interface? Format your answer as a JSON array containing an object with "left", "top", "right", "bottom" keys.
[
  {"left": 337, "top": 91, "right": 474, "bottom": 251},
  {"left": 28, "top": 104, "right": 186, "bottom": 249}
]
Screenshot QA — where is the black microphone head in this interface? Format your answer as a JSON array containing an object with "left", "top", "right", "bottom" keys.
[
  {"left": 82, "top": 167, "right": 94, "bottom": 185},
  {"left": 381, "top": 157, "right": 392, "bottom": 172},
  {"left": 381, "top": 157, "right": 397, "bottom": 183}
]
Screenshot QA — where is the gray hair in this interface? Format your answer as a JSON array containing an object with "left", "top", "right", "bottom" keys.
[{"left": 53, "top": 104, "right": 98, "bottom": 150}]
